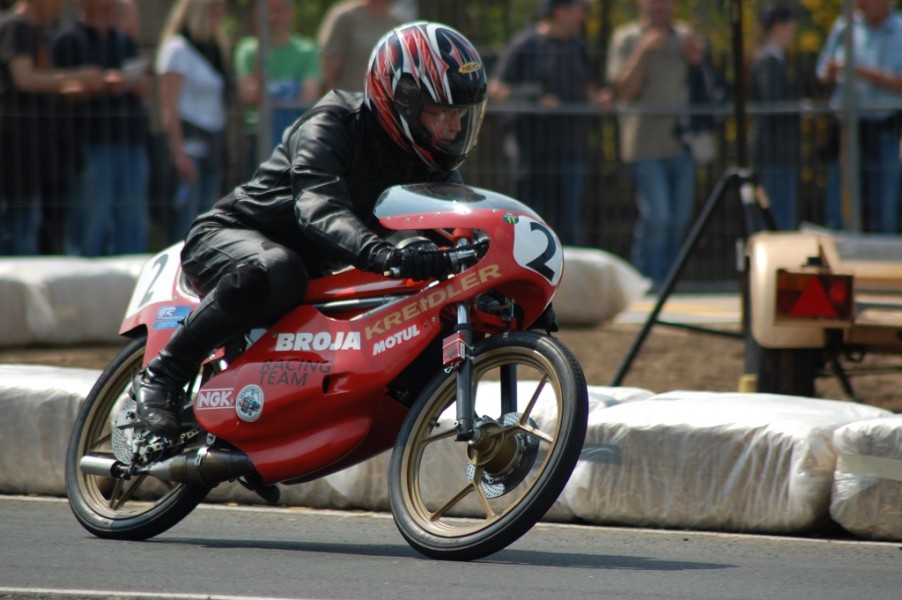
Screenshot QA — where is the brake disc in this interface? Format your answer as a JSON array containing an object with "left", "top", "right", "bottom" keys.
[
  {"left": 466, "top": 412, "right": 540, "bottom": 499},
  {"left": 111, "top": 395, "right": 168, "bottom": 465}
]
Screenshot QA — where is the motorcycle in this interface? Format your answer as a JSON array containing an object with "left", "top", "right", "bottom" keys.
[{"left": 65, "top": 182, "right": 588, "bottom": 561}]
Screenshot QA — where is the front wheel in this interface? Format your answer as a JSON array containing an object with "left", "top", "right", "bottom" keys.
[
  {"left": 65, "top": 336, "right": 209, "bottom": 540},
  {"left": 389, "top": 331, "right": 588, "bottom": 560}
]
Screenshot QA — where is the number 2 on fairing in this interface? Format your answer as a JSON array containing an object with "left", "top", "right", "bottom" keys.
[
  {"left": 124, "top": 244, "right": 182, "bottom": 318},
  {"left": 512, "top": 217, "right": 563, "bottom": 285}
]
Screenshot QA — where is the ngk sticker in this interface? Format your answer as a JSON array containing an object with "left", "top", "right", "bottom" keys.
[
  {"left": 197, "top": 389, "right": 235, "bottom": 410},
  {"left": 196, "top": 389, "right": 234, "bottom": 410}
]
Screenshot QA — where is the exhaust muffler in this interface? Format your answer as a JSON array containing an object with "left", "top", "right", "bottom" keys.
[{"left": 80, "top": 447, "right": 256, "bottom": 487}]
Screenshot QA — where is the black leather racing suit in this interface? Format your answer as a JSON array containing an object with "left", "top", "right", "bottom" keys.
[{"left": 180, "top": 89, "right": 460, "bottom": 325}]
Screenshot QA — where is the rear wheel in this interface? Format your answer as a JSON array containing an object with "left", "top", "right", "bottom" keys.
[
  {"left": 389, "top": 331, "right": 588, "bottom": 560},
  {"left": 65, "top": 336, "right": 209, "bottom": 540}
]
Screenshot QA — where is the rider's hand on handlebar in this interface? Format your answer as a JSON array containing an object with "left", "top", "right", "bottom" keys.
[{"left": 384, "top": 243, "right": 455, "bottom": 281}]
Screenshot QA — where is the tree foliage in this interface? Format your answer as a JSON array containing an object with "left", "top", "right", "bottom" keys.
[{"left": 229, "top": 1, "right": 847, "bottom": 61}]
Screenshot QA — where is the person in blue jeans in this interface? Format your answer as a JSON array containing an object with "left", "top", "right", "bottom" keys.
[
  {"left": 607, "top": 0, "right": 705, "bottom": 285},
  {"left": 627, "top": 154, "right": 696, "bottom": 284},
  {"left": 52, "top": 0, "right": 151, "bottom": 256},
  {"left": 817, "top": 0, "right": 902, "bottom": 233},
  {"left": 489, "top": 0, "right": 609, "bottom": 247}
]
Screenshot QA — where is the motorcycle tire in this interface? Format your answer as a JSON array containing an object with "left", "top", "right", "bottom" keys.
[
  {"left": 389, "top": 331, "right": 588, "bottom": 561},
  {"left": 65, "top": 335, "right": 209, "bottom": 540}
]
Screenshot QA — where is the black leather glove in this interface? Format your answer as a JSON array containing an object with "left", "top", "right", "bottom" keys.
[{"left": 384, "top": 244, "right": 454, "bottom": 281}]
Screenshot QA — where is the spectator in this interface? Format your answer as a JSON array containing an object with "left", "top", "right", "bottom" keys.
[
  {"left": 155, "top": 0, "right": 230, "bottom": 244},
  {"left": 607, "top": 0, "right": 704, "bottom": 286},
  {"left": 749, "top": 3, "right": 800, "bottom": 231},
  {"left": 317, "top": 0, "right": 402, "bottom": 93},
  {"left": 51, "top": 0, "right": 152, "bottom": 256},
  {"left": 817, "top": 0, "right": 902, "bottom": 233},
  {"left": 0, "top": 0, "right": 103, "bottom": 255},
  {"left": 490, "top": 0, "right": 609, "bottom": 247},
  {"left": 235, "top": 0, "right": 320, "bottom": 175}
]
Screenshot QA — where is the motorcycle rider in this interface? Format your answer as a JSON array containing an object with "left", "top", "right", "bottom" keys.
[{"left": 135, "top": 21, "right": 488, "bottom": 439}]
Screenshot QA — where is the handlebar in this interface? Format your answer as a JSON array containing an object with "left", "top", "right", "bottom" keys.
[{"left": 384, "top": 245, "right": 482, "bottom": 279}]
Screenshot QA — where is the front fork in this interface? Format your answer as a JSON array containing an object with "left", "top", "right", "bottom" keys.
[{"left": 449, "top": 238, "right": 518, "bottom": 442}]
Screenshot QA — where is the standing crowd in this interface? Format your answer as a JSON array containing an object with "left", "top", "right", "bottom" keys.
[
  {"left": 493, "top": 0, "right": 902, "bottom": 285},
  {"left": 0, "top": 0, "right": 400, "bottom": 257},
  {"left": 2, "top": 0, "right": 902, "bottom": 288}
]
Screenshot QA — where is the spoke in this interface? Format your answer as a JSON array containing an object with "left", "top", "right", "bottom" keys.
[
  {"left": 421, "top": 424, "right": 458, "bottom": 445},
  {"left": 110, "top": 475, "right": 147, "bottom": 510},
  {"left": 428, "top": 466, "right": 499, "bottom": 524},
  {"left": 429, "top": 481, "right": 476, "bottom": 522},
  {"left": 519, "top": 374, "right": 549, "bottom": 424},
  {"left": 88, "top": 431, "right": 113, "bottom": 453},
  {"left": 515, "top": 422, "right": 554, "bottom": 444},
  {"left": 107, "top": 478, "right": 124, "bottom": 509},
  {"left": 473, "top": 479, "right": 497, "bottom": 520}
]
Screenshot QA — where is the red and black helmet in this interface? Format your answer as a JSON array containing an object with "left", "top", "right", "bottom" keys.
[{"left": 365, "top": 22, "right": 488, "bottom": 173}]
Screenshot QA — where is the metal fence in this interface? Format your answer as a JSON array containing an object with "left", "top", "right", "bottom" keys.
[
  {"left": 466, "top": 101, "right": 841, "bottom": 285},
  {"left": 2, "top": 1, "right": 893, "bottom": 286},
  {"left": 0, "top": 92, "right": 849, "bottom": 283}
]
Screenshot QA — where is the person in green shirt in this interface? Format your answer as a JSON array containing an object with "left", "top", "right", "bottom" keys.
[{"left": 235, "top": 0, "right": 321, "bottom": 175}]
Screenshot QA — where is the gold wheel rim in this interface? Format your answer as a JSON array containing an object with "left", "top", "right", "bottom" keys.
[{"left": 73, "top": 346, "right": 184, "bottom": 518}]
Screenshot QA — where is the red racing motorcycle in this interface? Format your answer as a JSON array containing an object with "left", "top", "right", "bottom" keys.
[{"left": 65, "top": 182, "right": 588, "bottom": 561}]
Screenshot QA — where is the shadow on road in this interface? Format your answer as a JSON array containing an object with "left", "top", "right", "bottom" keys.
[{"left": 152, "top": 537, "right": 733, "bottom": 572}]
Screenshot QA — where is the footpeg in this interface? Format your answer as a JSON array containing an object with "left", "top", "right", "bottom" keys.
[{"left": 239, "top": 473, "right": 281, "bottom": 504}]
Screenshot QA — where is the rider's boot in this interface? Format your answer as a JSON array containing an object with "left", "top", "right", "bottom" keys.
[{"left": 135, "top": 294, "right": 245, "bottom": 439}]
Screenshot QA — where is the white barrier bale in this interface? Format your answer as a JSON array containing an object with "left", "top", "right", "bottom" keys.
[
  {"left": 830, "top": 416, "right": 902, "bottom": 541},
  {"left": 0, "top": 256, "right": 148, "bottom": 346},
  {"left": 562, "top": 392, "right": 890, "bottom": 533},
  {"left": 0, "top": 365, "right": 100, "bottom": 496},
  {"left": 0, "top": 275, "right": 56, "bottom": 347},
  {"left": 0, "top": 363, "right": 347, "bottom": 508},
  {"left": 321, "top": 384, "right": 644, "bottom": 521},
  {"left": 555, "top": 248, "right": 649, "bottom": 326}
]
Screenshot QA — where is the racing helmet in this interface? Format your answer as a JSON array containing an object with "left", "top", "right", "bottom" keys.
[{"left": 365, "top": 22, "right": 488, "bottom": 173}]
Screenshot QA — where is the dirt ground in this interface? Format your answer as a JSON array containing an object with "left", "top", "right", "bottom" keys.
[{"left": 2, "top": 322, "right": 900, "bottom": 413}]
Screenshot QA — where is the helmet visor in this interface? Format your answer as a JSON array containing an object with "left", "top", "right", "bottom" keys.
[{"left": 416, "top": 98, "right": 487, "bottom": 163}]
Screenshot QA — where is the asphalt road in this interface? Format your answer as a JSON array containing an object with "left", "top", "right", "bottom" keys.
[{"left": 1, "top": 496, "right": 899, "bottom": 600}]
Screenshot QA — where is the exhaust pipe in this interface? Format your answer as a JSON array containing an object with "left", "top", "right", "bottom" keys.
[
  {"left": 142, "top": 446, "right": 256, "bottom": 487},
  {"left": 80, "top": 455, "right": 130, "bottom": 478},
  {"left": 80, "top": 447, "right": 256, "bottom": 487}
]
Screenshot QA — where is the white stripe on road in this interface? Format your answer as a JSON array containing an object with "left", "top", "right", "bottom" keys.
[{"left": 0, "top": 588, "right": 324, "bottom": 600}]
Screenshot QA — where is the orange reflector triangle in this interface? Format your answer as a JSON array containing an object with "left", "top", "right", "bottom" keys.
[{"left": 789, "top": 277, "right": 838, "bottom": 319}]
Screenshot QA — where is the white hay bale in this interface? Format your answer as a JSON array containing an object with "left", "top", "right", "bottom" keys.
[
  {"left": 830, "top": 416, "right": 902, "bottom": 541},
  {"left": 0, "top": 275, "right": 56, "bottom": 346},
  {"left": 562, "top": 391, "right": 890, "bottom": 533},
  {"left": 555, "top": 248, "right": 650, "bottom": 326},
  {"left": 0, "top": 365, "right": 100, "bottom": 495},
  {"left": 321, "top": 384, "right": 645, "bottom": 520},
  {"left": 0, "top": 256, "right": 149, "bottom": 346}
]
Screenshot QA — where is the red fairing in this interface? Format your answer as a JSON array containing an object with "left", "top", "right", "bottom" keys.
[{"left": 117, "top": 183, "right": 563, "bottom": 485}]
